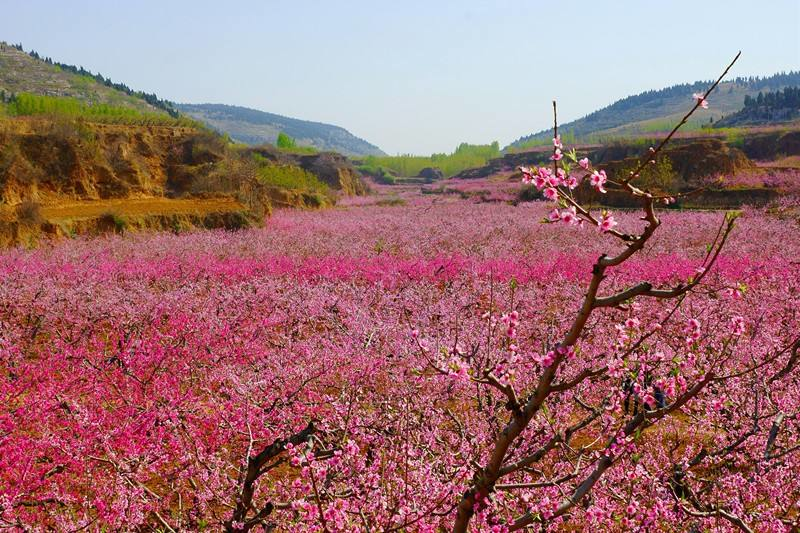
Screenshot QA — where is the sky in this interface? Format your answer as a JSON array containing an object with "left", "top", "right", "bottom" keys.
[{"left": 1, "top": 0, "right": 798, "bottom": 154}]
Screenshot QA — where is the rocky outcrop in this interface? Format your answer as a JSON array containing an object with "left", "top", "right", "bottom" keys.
[
  {"left": 0, "top": 119, "right": 223, "bottom": 204},
  {"left": 452, "top": 149, "right": 554, "bottom": 180},
  {"left": 297, "top": 152, "right": 366, "bottom": 196},
  {"left": 247, "top": 145, "right": 367, "bottom": 196},
  {"left": 596, "top": 139, "right": 754, "bottom": 186},
  {"left": 740, "top": 131, "right": 800, "bottom": 160},
  {"left": 0, "top": 118, "right": 274, "bottom": 246},
  {"left": 455, "top": 138, "right": 755, "bottom": 184},
  {"left": 417, "top": 167, "right": 444, "bottom": 182}
]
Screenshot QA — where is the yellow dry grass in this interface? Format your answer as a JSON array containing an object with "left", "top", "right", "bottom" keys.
[{"left": 0, "top": 197, "right": 245, "bottom": 223}]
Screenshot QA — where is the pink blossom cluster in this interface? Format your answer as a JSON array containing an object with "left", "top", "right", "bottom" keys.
[{"left": 0, "top": 180, "right": 798, "bottom": 530}]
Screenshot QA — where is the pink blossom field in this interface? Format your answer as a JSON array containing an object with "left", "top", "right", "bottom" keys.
[
  {"left": 1, "top": 181, "right": 799, "bottom": 531},
  {"left": 712, "top": 167, "right": 800, "bottom": 192}
]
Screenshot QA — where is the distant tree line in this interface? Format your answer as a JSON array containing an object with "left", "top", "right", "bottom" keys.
[
  {"left": 361, "top": 142, "right": 501, "bottom": 177},
  {"left": 743, "top": 86, "right": 800, "bottom": 109},
  {"left": 8, "top": 42, "right": 179, "bottom": 117},
  {"left": 717, "top": 86, "right": 800, "bottom": 126}
]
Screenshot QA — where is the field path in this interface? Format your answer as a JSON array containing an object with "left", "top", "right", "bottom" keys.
[{"left": 0, "top": 197, "right": 244, "bottom": 222}]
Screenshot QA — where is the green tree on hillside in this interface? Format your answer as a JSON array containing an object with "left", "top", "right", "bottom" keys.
[
  {"left": 276, "top": 132, "right": 297, "bottom": 149},
  {"left": 620, "top": 156, "right": 677, "bottom": 193}
]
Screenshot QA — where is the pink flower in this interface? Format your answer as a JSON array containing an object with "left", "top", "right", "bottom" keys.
[
  {"left": 556, "top": 344, "right": 576, "bottom": 359},
  {"left": 566, "top": 175, "right": 579, "bottom": 189},
  {"left": 550, "top": 148, "right": 563, "bottom": 161},
  {"left": 711, "top": 397, "right": 725, "bottom": 412},
  {"left": 730, "top": 316, "right": 746, "bottom": 336},
  {"left": 625, "top": 317, "right": 640, "bottom": 329},
  {"left": 642, "top": 392, "right": 656, "bottom": 408},
  {"left": 519, "top": 166, "right": 533, "bottom": 184},
  {"left": 547, "top": 172, "right": 562, "bottom": 187},
  {"left": 560, "top": 206, "right": 578, "bottom": 226},
  {"left": 548, "top": 208, "right": 561, "bottom": 222},
  {"left": 578, "top": 157, "right": 590, "bottom": 170},
  {"left": 589, "top": 170, "right": 607, "bottom": 193},
  {"left": 723, "top": 287, "right": 742, "bottom": 299},
  {"left": 599, "top": 212, "right": 617, "bottom": 233},
  {"left": 534, "top": 167, "right": 551, "bottom": 189},
  {"left": 538, "top": 350, "right": 556, "bottom": 367},
  {"left": 543, "top": 187, "right": 558, "bottom": 201},
  {"left": 693, "top": 92, "right": 709, "bottom": 109},
  {"left": 553, "top": 135, "right": 563, "bottom": 149},
  {"left": 684, "top": 318, "right": 701, "bottom": 342}
]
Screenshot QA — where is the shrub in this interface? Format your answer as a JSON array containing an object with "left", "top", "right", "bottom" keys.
[
  {"left": 276, "top": 132, "right": 296, "bottom": 149},
  {"left": 619, "top": 155, "right": 678, "bottom": 193},
  {"left": 96, "top": 213, "right": 127, "bottom": 234},
  {"left": 256, "top": 163, "right": 329, "bottom": 195},
  {"left": 15, "top": 200, "right": 43, "bottom": 226}
]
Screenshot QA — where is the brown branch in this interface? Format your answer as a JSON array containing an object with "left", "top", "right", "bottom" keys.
[
  {"left": 499, "top": 404, "right": 603, "bottom": 476},
  {"left": 550, "top": 366, "right": 607, "bottom": 392},
  {"left": 451, "top": 53, "right": 741, "bottom": 533},
  {"left": 768, "top": 337, "right": 800, "bottom": 383},
  {"left": 670, "top": 481, "right": 754, "bottom": 533},
  {"left": 595, "top": 214, "right": 734, "bottom": 308},
  {"left": 765, "top": 412, "right": 785, "bottom": 460},
  {"left": 509, "top": 375, "right": 714, "bottom": 531},
  {"left": 226, "top": 421, "right": 315, "bottom": 532}
]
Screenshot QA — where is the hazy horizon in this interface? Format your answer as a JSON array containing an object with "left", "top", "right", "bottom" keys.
[{"left": 1, "top": 0, "right": 798, "bottom": 154}]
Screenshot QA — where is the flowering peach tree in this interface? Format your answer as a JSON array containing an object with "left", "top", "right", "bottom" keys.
[{"left": 411, "top": 52, "right": 800, "bottom": 532}]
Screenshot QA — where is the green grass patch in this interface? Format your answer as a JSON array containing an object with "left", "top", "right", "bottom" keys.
[
  {"left": 6, "top": 93, "right": 196, "bottom": 126},
  {"left": 252, "top": 155, "right": 330, "bottom": 195}
]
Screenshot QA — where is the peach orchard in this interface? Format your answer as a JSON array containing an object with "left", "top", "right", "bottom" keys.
[{"left": 1, "top": 61, "right": 800, "bottom": 532}]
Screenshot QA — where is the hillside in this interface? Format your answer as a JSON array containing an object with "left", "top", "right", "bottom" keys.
[
  {"left": 0, "top": 43, "right": 369, "bottom": 246},
  {"left": 508, "top": 71, "right": 800, "bottom": 148},
  {"left": 177, "top": 103, "right": 385, "bottom": 157},
  {"left": 0, "top": 42, "right": 174, "bottom": 115},
  {"left": 715, "top": 86, "right": 800, "bottom": 127}
]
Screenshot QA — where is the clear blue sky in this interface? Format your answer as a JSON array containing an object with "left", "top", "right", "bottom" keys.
[{"left": 1, "top": 0, "right": 798, "bottom": 154}]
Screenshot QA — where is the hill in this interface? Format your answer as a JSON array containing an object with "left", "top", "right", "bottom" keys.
[
  {"left": 0, "top": 42, "right": 176, "bottom": 116},
  {"left": 176, "top": 103, "right": 385, "bottom": 157},
  {"left": 0, "top": 43, "right": 368, "bottom": 246},
  {"left": 507, "top": 71, "right": 800, "bottom": 148}
]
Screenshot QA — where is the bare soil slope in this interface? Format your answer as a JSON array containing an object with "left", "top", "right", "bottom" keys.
[{"left": 0, "top": 118, "right": 271, "bottom": 246}]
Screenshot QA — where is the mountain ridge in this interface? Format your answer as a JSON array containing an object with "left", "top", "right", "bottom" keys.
[
  {"left": 507, "top": 71, "right": 800, "bottom": 149},
  {"left": 176, "top": 103, "right": 385, "bottom": 157}
]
